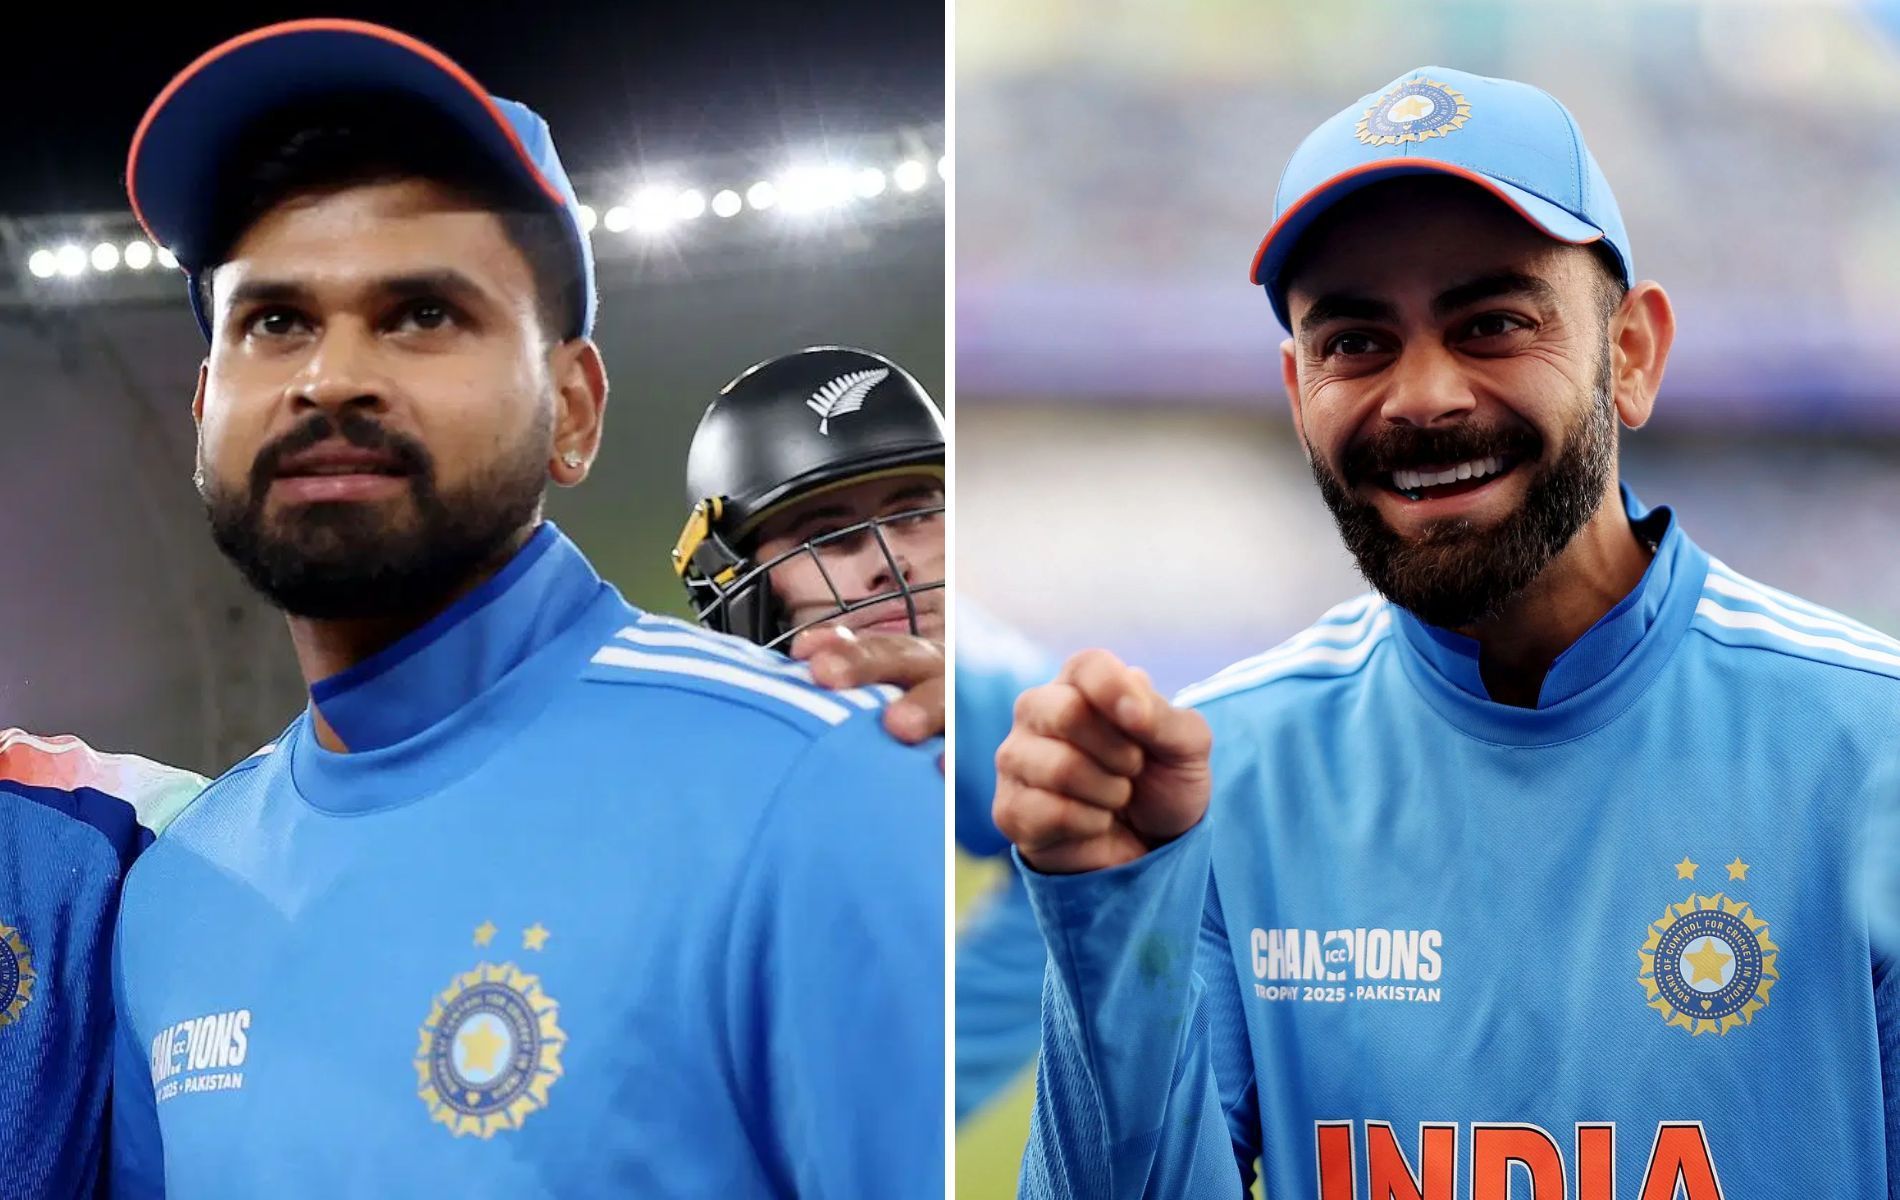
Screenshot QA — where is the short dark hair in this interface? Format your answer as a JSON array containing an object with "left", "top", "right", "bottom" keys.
[
  {"left": 199, "top": 95, "right": 580, "bottom": 341},
  {"left": 1586, "top": 240, "right": 1629, "bottom": 322}
]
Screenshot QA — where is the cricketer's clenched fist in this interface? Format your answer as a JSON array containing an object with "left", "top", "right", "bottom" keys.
[{"left": 992, "top": 648, "right": 1212, "bottom": 874}]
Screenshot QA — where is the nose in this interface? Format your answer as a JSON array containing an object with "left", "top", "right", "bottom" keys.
[
  {"left": 285, "top": 322, "right": 387, "bottom": 417},
  {"left": 866, "top": 530, "right": 914, "bottom": 593},
  {"left": 1377, "top": 341, "right": 1477, "bottom": 429},
  {"left": 820, "top": 523, "right": 914, "bottom": 600}
]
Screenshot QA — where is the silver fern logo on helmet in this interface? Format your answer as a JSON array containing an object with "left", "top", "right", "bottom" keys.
[{"left": 805, "top": 368, "right": 889, "bottom": 436}]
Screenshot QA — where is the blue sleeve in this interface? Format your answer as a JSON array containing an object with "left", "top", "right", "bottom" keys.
[
  {"left": 1015, "top": 821, "right": 1258, "bottom": 1199},
  {"left": 110, "top": 910, "right": 165, "bottom": 1199},
  {"left": 954, "top": 615, "right": 1055, "bottom": 858},
  {"left": 1862, "top": 749, "right": 1900, "bottom": 1195},
  {"left": 954, "top": 632, "right": 1057, "bottom": 1119},
  {"left": 730, "top": 717, "right": 944, "bottom": 1195},
  {"left": 1877, "top": 951, "right": 1900, "bottom": 1199},
  {"left": 955, "top": 662, "right": 1030, "bottom": 858},
  {"left": 954, "top": 869, "right": 1046, "bottom": 1119}
]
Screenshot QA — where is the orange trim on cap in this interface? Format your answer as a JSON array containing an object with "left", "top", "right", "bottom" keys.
[
  {"left": 1246, "top": 157, "right": 1601, "bottom": 286},
  {"left": 126, "top": 17, "right": 565, "bottom": 247}
]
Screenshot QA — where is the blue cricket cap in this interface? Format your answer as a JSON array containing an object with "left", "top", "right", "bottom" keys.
[
  {"left": 1250, "top": 66, "right": 1632, "bottom": 330},
  {"left": 127, "top": 18, "right": 597, "bottom": 341}
]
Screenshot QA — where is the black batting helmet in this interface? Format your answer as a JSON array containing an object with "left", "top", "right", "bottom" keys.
[{"left": 674, "top": 346, "right": 945, "bottom": 648}]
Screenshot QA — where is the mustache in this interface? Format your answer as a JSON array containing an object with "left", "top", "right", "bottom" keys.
[
  {"left": 1338, "top": 421, "right": 1542, "bottom": 489},
  {"left": 248, "top": 411, "right": 433, "bottom": 495}
]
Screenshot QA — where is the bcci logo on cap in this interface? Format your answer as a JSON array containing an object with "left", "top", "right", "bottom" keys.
[{"left": 1355, "top": 79, "right": 1471, "bottom": 146}]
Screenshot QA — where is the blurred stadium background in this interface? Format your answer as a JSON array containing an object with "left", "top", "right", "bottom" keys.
[
  {"left": 0, "top": 3, "right": 943, "bottom": 776},
  {"left": 955, "top": 0, "right": 1900, "bottom": 1193}
]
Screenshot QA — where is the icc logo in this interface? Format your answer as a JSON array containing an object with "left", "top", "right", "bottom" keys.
[
  {"left": 1322, "top": 933, "right": 1352, "bottom": 974},
  {"left": 1355, "top": 79, "right": 1472, "bottom": 147}
]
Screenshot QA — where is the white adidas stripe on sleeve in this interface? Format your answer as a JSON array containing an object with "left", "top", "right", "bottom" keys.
[
  {"left": 1176, "top": 608, "right": 1393, "bottom": 707},
  {"left": 1703, "top": 571, "right": 1898, "bottom": 653},
  {"left": 1693, "top": 599, "right": 1900, "bottom": 673},
  {"left": 633, "top": 612, "right": 788, "bottom": 664},
  {"left": 590, "top": 645, "right": 855, "bottom": 725},
  {"left": 1201, "top": 597, "right": 1385, "bottom": 685},
  {"left": 610, "top": 625, "right": 887, "bottom": 710}
]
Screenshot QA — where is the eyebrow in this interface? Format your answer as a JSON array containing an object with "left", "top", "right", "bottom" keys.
[
  {"left": 881, "top": 483, "right": 943, "bottom": 507},
  {"left": 1428, "top": 271, "right": 1558, "bottom": 318},
  {"left": 223, "top": 269, "right": 492, "bottom": 316},
  {"left": 785, "top": 504, "right": 852, "bottom": 537},
  {"left": 1297, "top": 293, "right": 1398, "bottom": 333},
  {"left": 1296, "top": 270, "right": 1560, "bottom": 334},
  {"left": 781, "top": 484, "right": 942, "bottom": 539}
]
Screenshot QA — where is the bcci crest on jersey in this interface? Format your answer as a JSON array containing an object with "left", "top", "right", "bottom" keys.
[
  {"left": 1638, "top": 891, "right": 1778, "bottom": 1036},
  {"left": 0, "top": 920, "right": 35, "bottom": 1029},
  {"left": 416, "top": 960, "right": 566, "bottom": 1137}
]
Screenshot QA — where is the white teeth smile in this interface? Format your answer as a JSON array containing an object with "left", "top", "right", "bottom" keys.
[{"left": 1391, "top": 456, "right": 1505, "bottom": 494}]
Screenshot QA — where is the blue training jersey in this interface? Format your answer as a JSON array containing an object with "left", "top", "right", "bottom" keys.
[
  {"left": 955, "top": 600, "right": 1055, "bottom": 1120},
  {"left": 956, "top": 600, "right": 1054, "bottom": 859},
  {"left": 1018, "top": 489, "right": 1900, "bottom": 1199},
  {"left": 111, "top": 523, "right": 944, "bottom": 1198},
  {"left": 0, "top": 730, "right": 203, "bottom": 1198}
]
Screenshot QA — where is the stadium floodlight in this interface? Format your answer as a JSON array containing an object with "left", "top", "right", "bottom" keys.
[
  {"left": 778, "top": 166, "right": 855, "bottom": 215},
  {"left": 17, "top": 124, "right": 943, "bottom": 298},
  {"left": 816, "top": 166, "right": 856, "bottom": 210},
  {"left": 628, "top": 187, "right": 675, "bottom": 234}
]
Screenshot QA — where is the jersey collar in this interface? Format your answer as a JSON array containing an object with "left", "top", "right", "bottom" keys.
[
  {"left": 1388, "top": 484, "right": 1708, "bottom": 744},
  {"left": 290, "top": 520, "right": 623, "bottom": 812}
]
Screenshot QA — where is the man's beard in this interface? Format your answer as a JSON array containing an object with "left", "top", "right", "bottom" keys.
[
  {"left": 1308, "top": 352, "right": 1617, "bottom": 629},
  {"left": 201, "top": 406, "right": 550, "bottom": 620}
]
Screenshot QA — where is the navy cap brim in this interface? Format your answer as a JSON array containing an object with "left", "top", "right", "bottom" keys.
[
  {"left": 1250, "top": 158, "right": 1609, "bottom": 330},
  {"left": 128, "top": 19, "right": 576, "bottom": 337}
]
